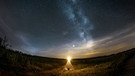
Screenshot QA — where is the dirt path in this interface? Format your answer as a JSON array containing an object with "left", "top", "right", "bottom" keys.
[{"left": 124, "top": 55, "right": 135, "bottom": 76}]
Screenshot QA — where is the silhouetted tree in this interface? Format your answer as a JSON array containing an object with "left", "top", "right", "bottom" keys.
[
  {"left": 0, "top": 37, "right": 2, "bottom": 46},
  {"left": 0, "top": 36, "right": 10, "bottom": 48}
]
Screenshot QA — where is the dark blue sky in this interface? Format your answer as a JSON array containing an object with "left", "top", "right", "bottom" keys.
[{"left": 0, "top": 0, "right": 135, "bottom": 58}]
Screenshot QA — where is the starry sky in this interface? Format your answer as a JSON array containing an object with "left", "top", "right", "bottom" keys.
[{"left": 0, "top": 0, "right": 135, "bottom": 58}]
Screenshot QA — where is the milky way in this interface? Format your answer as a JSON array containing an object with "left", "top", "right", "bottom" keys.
[{"left": 61, "top": 0, "right": 93, "bottom": 47}]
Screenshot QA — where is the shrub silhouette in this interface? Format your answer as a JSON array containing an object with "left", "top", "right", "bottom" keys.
[{"left": 0, "top": 36, "right": 10, "bottom": 49}]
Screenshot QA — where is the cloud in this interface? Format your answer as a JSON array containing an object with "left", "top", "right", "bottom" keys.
[{"left": 35, "top": 24, "right": 135, "bottom": 58}]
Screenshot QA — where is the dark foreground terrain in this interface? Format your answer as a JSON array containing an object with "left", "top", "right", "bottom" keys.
[
  {"left": 0, "top": 46, "right": 135, "bottom": 76},
  {"left": 123, "top": 55, "right": 135, "bottom": 76}
]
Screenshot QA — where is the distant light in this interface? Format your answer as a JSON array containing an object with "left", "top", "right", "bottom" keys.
[
  {"left": 65, "top": 56, "right": 74, "bottom": 70},
  {"left": 67, "top": 56, "right": 71, "bottom": 62}
]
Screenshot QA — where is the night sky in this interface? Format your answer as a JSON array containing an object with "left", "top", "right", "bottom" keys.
[{"left": 0, "top": 0, "right": 135, "bottom": 58}]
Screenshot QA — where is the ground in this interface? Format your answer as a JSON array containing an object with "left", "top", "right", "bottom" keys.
[
  {"left": 0, "top": 47, "right": 135, "bottom": 76},
  {"left": 124, "top": 55, "right": 135, "bottom": 76}
]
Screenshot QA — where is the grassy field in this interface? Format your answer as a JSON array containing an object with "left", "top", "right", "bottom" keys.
[{"left": 0, "top": 46, "right": 135, "bottom": 76}]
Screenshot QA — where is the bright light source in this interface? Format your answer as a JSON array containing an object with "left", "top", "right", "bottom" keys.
[
  {"left": 65, "top": 56, "right": 74, "bottom": 70},
  {"left": 67, "top": 56, "right": 71, "bottom": 62}
]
